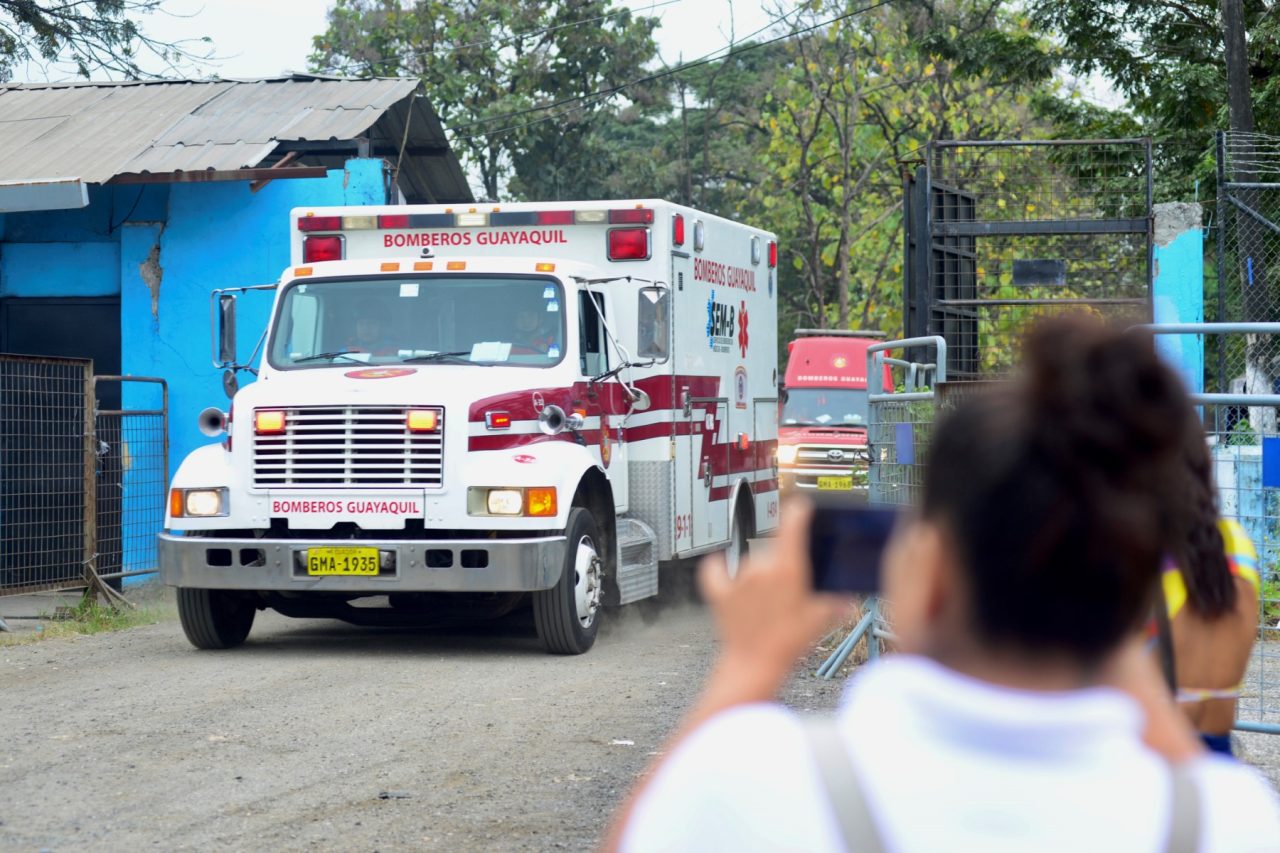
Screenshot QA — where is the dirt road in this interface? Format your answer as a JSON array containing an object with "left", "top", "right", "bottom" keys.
[
  {"left": 0, "top": 593, "right": 739, "bottom": 852},
  {"left": 2, "top": 589, "right": 1276, "bottom": 852}
]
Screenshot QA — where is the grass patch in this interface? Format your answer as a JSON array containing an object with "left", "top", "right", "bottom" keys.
[{"left": 0, "top": 593, "right": 171, "bottom": 647}]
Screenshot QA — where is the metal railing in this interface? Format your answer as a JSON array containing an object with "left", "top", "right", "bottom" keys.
[
  {"left": 819, "top": 337, "right": 943, "bottom": 676},
  {"left": 92, "top": 376, "right": 168, "bottom": 584},
  {"left": 1142, "top": 323, "right": 1280, "bottom": 735},
  {"left": 821, "top": 323, "right": 1280, "bottom": 738}
]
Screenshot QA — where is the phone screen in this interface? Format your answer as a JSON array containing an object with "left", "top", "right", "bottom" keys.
[{"left": 808, "top": 499, "right": 898, "bottom": 593}]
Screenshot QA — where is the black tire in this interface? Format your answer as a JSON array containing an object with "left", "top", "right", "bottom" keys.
[
  {"left": 725, "top": 492, "right": 754, "bottom": 579},
  {"left": 533, "top": 507, "right": 603, "bottom": 655},
  {"left": 177, "top": 588, "right": 255, "bottom": 649}
]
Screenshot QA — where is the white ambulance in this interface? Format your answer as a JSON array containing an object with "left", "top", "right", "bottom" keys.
[{"left": 159, "top": 200, "right": 780, "bottom": 654}]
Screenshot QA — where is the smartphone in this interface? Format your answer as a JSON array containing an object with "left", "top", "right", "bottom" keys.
[{"left": 807, "top": 497, "right": 898, "bottom": 593}]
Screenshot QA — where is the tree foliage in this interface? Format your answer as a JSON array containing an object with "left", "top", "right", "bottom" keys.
[
  {"left": 749, "top": 0, "right": 1057, "bottom": 340},
  {"left": 0, "top": 0, "right": 210, "bottom": 81},
  {"left": 310, "top": 0, "right": 663, "bottom": 201}
]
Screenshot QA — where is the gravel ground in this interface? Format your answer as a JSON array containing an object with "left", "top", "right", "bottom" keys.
[{"left": 1, "top": 583, "right": 1276, "bottom": 852}]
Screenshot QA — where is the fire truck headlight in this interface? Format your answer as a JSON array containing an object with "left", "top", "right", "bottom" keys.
[
  {"left": 776, "top": 445, "right": 799, "bottom": 465},
  {"left": 486, "top": 489, "right": 524, "bottom": 516},
  {"left": 172, "top": 488, "right": 228, "bottom": 518}
]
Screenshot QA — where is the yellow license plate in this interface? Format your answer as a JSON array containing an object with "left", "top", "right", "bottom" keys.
[
  {"left": 307, "top": 546, "right": 380, "bottom": 576},
  {"left": 816, "top": 476, "right": 854, "bottom": 490}
]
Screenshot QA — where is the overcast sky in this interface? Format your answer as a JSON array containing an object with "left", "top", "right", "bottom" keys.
[{"left": 11, "top": 0, "right": 795, "bottom": 82}]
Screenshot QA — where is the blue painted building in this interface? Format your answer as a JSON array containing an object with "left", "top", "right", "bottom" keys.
[{"left": 0, "top": 75, "right": 471, "bottom": 480}]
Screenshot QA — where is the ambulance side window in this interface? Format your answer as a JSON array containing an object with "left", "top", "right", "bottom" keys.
[
  {"left": 579, "top": 291, "right": 609, "bottom": 376},
  {"left": 637, "top": 287, "right": 669, "bottom": 361}
]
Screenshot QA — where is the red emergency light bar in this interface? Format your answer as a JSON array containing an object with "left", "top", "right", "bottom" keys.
[{"left": 295, "top": 208, "right": 654, "bottom": 232}]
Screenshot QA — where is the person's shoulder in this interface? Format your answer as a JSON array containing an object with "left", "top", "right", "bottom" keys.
[
  {"left": 621, "top": 704, "right": 824, "bottom": 852},
  {"left": 673, "top": 702, "right": 808, "bottom": 768},
  {"left": 1190, "top": 755, "right": 1280, "bottom": 851}
]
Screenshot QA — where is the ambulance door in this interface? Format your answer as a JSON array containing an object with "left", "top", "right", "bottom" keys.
[
  {"left": 580, "top": 289, "right": 628, "bottom": 510},
  {"left": 689, "top": 393, "right": 728, "bottom": 550},
  {"left": 671, "top": 253, "right": 694, "bottom": 555}
]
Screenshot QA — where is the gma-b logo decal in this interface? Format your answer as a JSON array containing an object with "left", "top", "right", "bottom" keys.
[{"left": 705, "top": 289, "right": 736, "bottom": 354}]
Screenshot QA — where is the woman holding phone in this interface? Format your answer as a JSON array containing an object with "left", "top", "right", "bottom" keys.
[{"left": 606, "top": 318, "right": 1280, "bottom": 852}]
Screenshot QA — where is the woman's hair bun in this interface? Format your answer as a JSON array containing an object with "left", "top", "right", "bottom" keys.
[{"left": 1019, "top": 314, "right": 1190, "bottom": 480}]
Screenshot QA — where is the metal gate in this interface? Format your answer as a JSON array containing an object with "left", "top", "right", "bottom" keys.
[
  {"left": 0, "top": 356, "right": 167, "bottom": 599},
  {"left": 905, "top": 139, "right": 1153, "bottom": 378}
]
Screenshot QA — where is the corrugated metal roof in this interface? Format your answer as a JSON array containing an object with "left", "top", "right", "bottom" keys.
[{"left": 0, "top": 75, "right": 471, "bottom": 203}]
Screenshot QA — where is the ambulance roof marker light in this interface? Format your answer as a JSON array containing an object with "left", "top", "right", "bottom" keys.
[
  {"left": 608, "top": 208, "right": 654, "bottom": 224},
  {"left": 768, "top": 240, "right": 778, "bottom": 269},
  {"left": 447, "top": 260, "right": 467, "bottom": 270},
  {"left": 297, "top": 215, "right": 342, "bottom": 232},
  {"left": 535, "top": 262, "right": 556, "bottom": 272},
  {"left": 673, "top": 213, "right": 685, "bottom": 247}
]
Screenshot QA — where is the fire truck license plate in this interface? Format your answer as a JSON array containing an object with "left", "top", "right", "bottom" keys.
[
  {"left": 307, "top": 547, "right": 379, "bottom": 576},
  {"left": 816, "top": 476, "right": 854, "bottom": 490}
]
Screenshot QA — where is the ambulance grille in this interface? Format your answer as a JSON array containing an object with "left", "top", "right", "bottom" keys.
[{"left": 253, "top": 406, "right": 443, "bottom": 488}]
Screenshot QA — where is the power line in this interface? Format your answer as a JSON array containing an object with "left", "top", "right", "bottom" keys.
[{"left": 448, "top": 0, "right": 896, "bottom": 142}]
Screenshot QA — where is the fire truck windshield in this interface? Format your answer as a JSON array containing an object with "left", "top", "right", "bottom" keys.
[
  {"left": 781, "top": 387, "right": 869, "bottom": 428},
  {"left": 268, "top": 275, "right": 566, "bottom": 369}
]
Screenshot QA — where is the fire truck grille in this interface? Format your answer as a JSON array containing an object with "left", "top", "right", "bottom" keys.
[
  {"left": 787, "top": 444, "right": 870, "bottom": 490},
  {"left": 253, "top": 406, "right": 443, "bottom": 488}
]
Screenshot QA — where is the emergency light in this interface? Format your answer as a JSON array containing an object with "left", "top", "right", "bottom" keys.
[{"left": 608, "top": 228, "right": 649, "bottom": 261}]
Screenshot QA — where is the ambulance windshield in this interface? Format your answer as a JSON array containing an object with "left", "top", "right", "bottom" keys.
[
  {"left": 781, "top": 388, "right": 869, "bottom": 428},
  {"left": 268, "top": 276, "right": 566, "bottom": 369}
]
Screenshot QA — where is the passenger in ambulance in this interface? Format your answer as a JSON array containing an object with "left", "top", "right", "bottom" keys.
[{"left": 511, "top": 298, "right": 559, "bottom": 355}]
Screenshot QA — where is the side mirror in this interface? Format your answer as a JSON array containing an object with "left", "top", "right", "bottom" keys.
[
  {"left": 217, "top": 293, "right": 237, "bottom": 367},
  {"left": 627, "top": 388, "right": 651, "bottom": 412}
]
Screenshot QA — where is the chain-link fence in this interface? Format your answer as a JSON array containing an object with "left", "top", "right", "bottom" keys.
[
  {"left": 0, "top": 355, "right": 95, "bottom": 596},
  {"left": 1214, "top": 133, "right": 1280, "bottom": 409},
  {"left": 906, "top": 139, "right": 1152, "bottom": 380},
  {"left": 1, "top": 357, "right": 168, "bottom": 602}
]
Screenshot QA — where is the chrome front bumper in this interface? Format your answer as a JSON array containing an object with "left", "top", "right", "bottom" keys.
[{"left": 158, "top": 532, "right": 565, "bottom": 592}]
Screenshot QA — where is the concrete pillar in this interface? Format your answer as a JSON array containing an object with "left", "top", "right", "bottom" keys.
[{"left": 1152, "top": 202, "right": 1205, "bottom": 393}]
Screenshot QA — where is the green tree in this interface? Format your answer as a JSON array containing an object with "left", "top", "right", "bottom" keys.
[
  {"left": 752, "top": 0, "right": 1057, "bottom": 342},
  {"left": 0, "top": 0, "right": 210, "bottom": 81},
  {"left": 310, "top": 0, "right": 663, "bottom": 201}
]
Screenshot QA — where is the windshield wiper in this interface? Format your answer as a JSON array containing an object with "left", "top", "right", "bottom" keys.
[
  {"left": 402, "top": 351, "right": 475, "bottom": 364},
  {"left": 292, "top": 350, "right": 366, "bottom": 364}
]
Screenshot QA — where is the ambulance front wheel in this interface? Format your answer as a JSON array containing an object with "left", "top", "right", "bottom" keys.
[
  {"left": 534, "top": 507, "right": 603, "bottom": 655},
  {"left": 176, "top": 588, "right": 255, "bottom": 650}
]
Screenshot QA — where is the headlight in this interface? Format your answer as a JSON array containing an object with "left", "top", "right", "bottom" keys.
[
  {"left": 776, "top": 445, "right": 799, "bottom": 465},
  {"left": 486, "top": 489, "right": 524, "bottom": 515},
  {"left": 469, "top": 487, "right": 558, "bottom": 517},
  {"left": 170, "top": 488, "right": 228, "bottom": 518}
]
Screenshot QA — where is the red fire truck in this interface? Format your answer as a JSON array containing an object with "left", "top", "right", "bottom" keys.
[{"left": 777, "top": 330, "right": 886, "bottom": 492}]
